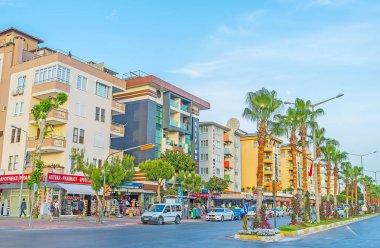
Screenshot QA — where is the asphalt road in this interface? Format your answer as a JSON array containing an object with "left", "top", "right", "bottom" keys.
[{"left": 0, "top": 215, "right": 379, "bottom": 248}]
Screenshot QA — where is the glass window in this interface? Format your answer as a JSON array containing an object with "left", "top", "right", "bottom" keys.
[
  {"left": 164, "top": 206, "right": 171, "bottom": 213},
  {"left": 73, "top": 128, "right": 78, "bottom": 143},
  {"left": 8, "top": 156, "right": 13, "bottom": 171},
  {"left": 14, "top": 102, "right": 18, "bottom": 115},
  {"left": 13, "top": 155, "right": 18, "bottom": 170},
  {"left": 75, "top": 103, "right": 85, "bottom": 117},
  {"left": 79, "top": 129, "right": 85, "bottom": 144},
  {"left": 96, "top": 82, "right": 109, "bottom": 98},
  {"left": 171, "top": 205, "right": 176, "bottom": 212},
  {"left": 77, "top": 75, "right": 87, "bottom": 91},
  {"left": 19, "top": 102, "right": 24, "bottom": 114},
  {"left": 100, "top": 109, "right": 105, "bottom": 122},
  {"left": 95, "top": 107, "right": 100, "bottom": 121},
  {"left": 94, "top": 134, "right": 104, "bottom": 148},
  {"left": 17, "top": 76, "right": 26, "bottom": 89}
]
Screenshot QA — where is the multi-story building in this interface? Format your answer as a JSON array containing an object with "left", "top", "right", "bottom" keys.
[
  {"left": 0, "top": 27, "right": 127, "bottom": 216},
  {"left": 111, "top": 73, "right": 210, "bottom": 166},
  {"left": 224, "top": 118, "right": 246, "bottom": 193},
  {"left": 279, "top": 145, "right": 303, "bottom": 191},
  {"left": 240, "top": 134, "right": 283, "bottom": 192},
  {"left": 198, "top": 122, "right": 229, "bottom": 182}
]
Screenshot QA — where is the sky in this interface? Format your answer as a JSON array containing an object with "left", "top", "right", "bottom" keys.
[{"left": 1, "top": 0, "right": 379, "bottom": 174}]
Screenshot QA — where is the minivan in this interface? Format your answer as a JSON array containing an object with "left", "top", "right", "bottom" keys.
[{"left": 141, "top": 203, "right": 182, "bottom": 225}]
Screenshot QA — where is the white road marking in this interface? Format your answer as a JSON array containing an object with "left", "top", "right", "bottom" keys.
[{"left": 346, "top": 225, "right": 358, "bottom": 237}]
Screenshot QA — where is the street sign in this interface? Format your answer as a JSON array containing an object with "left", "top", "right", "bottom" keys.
[
  {"left": 32, "top": 183, "right": 39, "bottom": 193},
  {"left": 243, "top": 203, "right": 249, "bottom": 214}
]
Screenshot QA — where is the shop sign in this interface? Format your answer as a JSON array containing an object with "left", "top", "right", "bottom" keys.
[
  {"left": 189, "top": 192, "right": 221, "bottom": 199},
  {"left": 0, "top": 174, "right": 31, "bottom": 184},
  {"left": 46, "top": 173, "right": 91, "bottom": 185},
  {"left": 64, "top": 195, "right": 81, "bottom": 200},
  {"left": 119, "top": 182, "right": 143, "bottom": 189}
]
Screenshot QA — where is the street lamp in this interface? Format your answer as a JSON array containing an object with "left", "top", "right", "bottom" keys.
[
  {"left": 285, "top": 93, "right": 344, "bottom": 223},
  {"left": 11, "top": 125, "right": 28, "bottom": 217},
  {"left": 364, "top": 170, "right": 380, "bottom": 187},
  {"left": 348, "top": 151, "right": 377, "bottom": 169},
  {"left": 101, "top": 143, "right": 155, "bottom": 224}
]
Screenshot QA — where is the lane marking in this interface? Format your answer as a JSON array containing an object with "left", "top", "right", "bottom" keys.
[{"left": 346, "top": 225, "right": 358, "bottom": 237}]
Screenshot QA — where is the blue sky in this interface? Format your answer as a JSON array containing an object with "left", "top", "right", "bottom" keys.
[{"left": 1, "top": 0, "right": 379, "bottom": 173}]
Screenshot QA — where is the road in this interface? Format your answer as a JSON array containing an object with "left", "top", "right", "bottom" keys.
[{"left": 0, "top": 215, "right": 379, "bottom": 248}]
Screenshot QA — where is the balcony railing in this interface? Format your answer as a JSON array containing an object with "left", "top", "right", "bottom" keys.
[
  {"left": 32, "top": 80, "right": 70, "bottom": 99},
  {"left": 224, "top": 148, "right": 232, "bottom": 156},
  {"left": 180, "top": 104, "right": 189, "bottom": 113},
  {"left": 170, "top": 99, "right": 179, "bottom": 109},
  {"left": 27, "top": 135, "right": 66, "bottom": 152},
  {"left": 180, "top": 123, "right": 188, "bottom": 131},
  {"left": 264, "top": 155, "right": 272, "bottom": 160},
  {"left": 29, "top": 108, "right": 68, "bottom": 124},
  {"left": 223, "top": 134, "right": 232, "bottom": 143},
  {"left": 111, "top": 100, "right": 125, "bottom": 114},
  {"left": 170, "top": 119, "right": 178, "bottom": 127},
  {"left": 224, "top": 160, "right": 230, "bottom": 169},
  {"left": 110, "top": 123, "right": 125, "bottom": 137}
]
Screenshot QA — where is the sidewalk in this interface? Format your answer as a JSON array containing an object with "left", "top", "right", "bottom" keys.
[{"left": 0, "top": 216, "right": 205, "bottom": 230}]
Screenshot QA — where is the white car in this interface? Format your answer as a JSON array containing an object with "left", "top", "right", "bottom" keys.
[
  {"left": 141, "top": 203, "right": 182, "bottom": 225},
  {"left": 206, "top": 208, "right": 234, "bottom": 221},
  {"left": 246, "top": 206, "right": 256, "bottom": 219}
]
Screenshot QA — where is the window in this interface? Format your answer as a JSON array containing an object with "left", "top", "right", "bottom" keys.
[
  {"left": 98, "top": 159, "right": 102, "bottom": 168},
  {"left": 93, "top": 159, "right": 102, "bottom": 168},
  {"left": 164, "top": 206, "right": 171, "bottom": 213},
  {"left": 216, "top": 168, "right": 221, "bottom": 175},
  {"left": 17, "top": 76, "right": 26, "bottom": 89},
  {"left": 95, "top": 107, "right": 105, "bottom": 122},
  {"left": 79, "top": 129, "right": 85, "bottom": 144},
  {"left": 94, "top": 134, "right": 104, "bottom": 148},
  {"left": 200, "top": 167, "right": 209, "bottom": 175},
  {"left": 215, "top": 154, "right": 221, "bottom": 162},
  {"left": 13, "top": 101, "right": 23, "bottom": 115},
  {"left": 77, "top": 75, "right": 88, "bottom": 91},
  {"left": 200, "top": 154, "right": 209, "bottom": 161},
  {"left": 34, "top": 65, "right": 70, "bottom": 84},
  {"left": 75, "top": 102, "right": 85, "bottom": 117},
  {"left": 200, "top": 126, "right": 208, "bottom": 133},
  {"left": 73, "top": 128, "right": 78, "bottom": 143},
  {"left": 8, "top": 156, "right": 13, "bottom": 171},
  {"left": 215, "top": 140, "right": 221, "bottom": 149},
  {"left": 11, "top": 128, "right": 21, "bottom": 143},
  {"left": 13, "top": 155, "right": 18, "bottom": 170},
  {"left": 96, "top": 82, "right": 109, "bottom": 98},
  {"left": 205, "top": 168, "right": 209, "bottom": 174},
  {"left": 200, "top": 140, "right": 208, "bottom": 147}
]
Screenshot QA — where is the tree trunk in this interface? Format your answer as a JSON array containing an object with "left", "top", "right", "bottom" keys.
[
  {"left": 355, "top": 181, "right": 358, "bottom": 204},
  {"left": 300, "top": 124, "right": 308, "bottom": 192},
  {"left": 350, "top": 182, "right": 354, "bottom": 205},
  {"left": 333, "top": 165, "right": 338, "bottom": 210},
  {"left": 35, "top": 118, "right": 47, "bottom": 163},
  {"left": 157, "top": 179, "right": 162, "bottom": 203},
  {"left": 290, "top": 131, "right": 298, "bottom": 193},
  {"left": 255, "top": 120, "right": 266, "bottom": 223},
  {"left": 327, "top": 160, "right": 331, "bottom": 200},
  {"left": 345, "top": 177, "right": 349, "bottom": 204},
  {"left": 95, "top": 192, "right": 102, "bottom": 222},
  {"left": 317, "top": 162, "right": 321, "bottom": 195}
]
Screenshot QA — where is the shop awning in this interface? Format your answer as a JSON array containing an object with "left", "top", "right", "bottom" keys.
[{"left": 57, "top": 183, "right": 102, "bottom": 195}]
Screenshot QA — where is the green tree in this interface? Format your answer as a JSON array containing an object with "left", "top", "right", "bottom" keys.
[
  {"left": 242, "top": 88, "right": 282, "bottom": 221},
  {"left": 205, "top": 176, "right": 229, "bottom": 208},
  {"left": 331, "top": 150, "right": 347, "bottom": 210},
  {"left": 105, "top": 155, "right": 135, "bottom": 188},
  {"left": 340, "top": 161, "right": 353, "bottom": 204},
  {"left": 178, "top": 171, "right": 204, "bottom": 194},
  {"left": 321, "top": 139, "right": 339, "bottom": 200},
  {"left": 139, "top": 159, "right": 175, "bottom": 203},
  {"left": 160, "top": 150, "right": 197, "bottom": 187}
]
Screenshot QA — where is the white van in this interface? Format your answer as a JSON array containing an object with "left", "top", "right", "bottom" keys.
[{"left": 141, "top": 203, "right": 182, "bottom": 225}]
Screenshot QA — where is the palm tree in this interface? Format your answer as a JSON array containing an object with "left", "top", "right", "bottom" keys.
[
  {"left": 331, "top": 150, "right": 348, "bottom": 209},
  {"left": 360, "top": 175, "right": 374, "bottom": 210},
  {"left": 340, "top": 162, "right": 353, "bottom": 204},
  {"left": 321, "top": 139, "right": 339, "bottom": 200},
  {"left": 271, "top": 107, "right": 301, "bottom": 194},
  {"left": 313, "top": 127, "right": 327, "bottom": 200},
  {"left": 243, "top": 88, "right": 282, "bottom": 221},
  {"left": 351, "top": 166, "right": 363, "bottom": 205}
]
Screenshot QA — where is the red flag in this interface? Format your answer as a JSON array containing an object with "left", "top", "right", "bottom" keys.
[{"left": 308, "top": 162, "right": 313, "bottom": 177}]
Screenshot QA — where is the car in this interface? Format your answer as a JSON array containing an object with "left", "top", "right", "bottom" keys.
[
  {"left": 246, "top": 206, "right": 256, "bottom": 219},
  {"left": 270, "top": 207, "right": 284, "bottom": 217},
  {"left": 141, "top": 203, "right": 182, "bottom": 225},
  {"left": 206, "top": 208, "right": 234, "bottom": 221},
  {"left": 232, "top": 208, "right": 245, "bottom": 220}
]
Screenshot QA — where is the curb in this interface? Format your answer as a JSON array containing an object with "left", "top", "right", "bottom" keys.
[{"left": 280, "top": 214, "right": 379, "bottom": 237}]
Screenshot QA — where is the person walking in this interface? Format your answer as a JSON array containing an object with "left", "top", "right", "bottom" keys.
[
  {"left": 49, "top": 200, "right": 55, "bottom": 222},
  {"left": 78, "top": 199, "right": 85, "bottom": 220},
  {"left": 53, "top": 200, "right": 61, "bottom": 222},
  {"left": 19, "top": 198, "right": 27, "bottom": 217}
]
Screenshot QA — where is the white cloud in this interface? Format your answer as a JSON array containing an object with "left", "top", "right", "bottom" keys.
[{"left": 307, "top": 0, "right": 354, "bottom": 7}]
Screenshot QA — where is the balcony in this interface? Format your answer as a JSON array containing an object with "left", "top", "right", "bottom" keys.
[
  {"left": 170, "top": 119, "right": 179, "bottom": 127},
  {"left": 111, "top": 100, "right": 125, "bottom": 115},
  {"left": 180, "top": 104, "right": 189, "bottom": 113},
  {"left": 263, "top": 155, "right": 273, "bottom": 163},
  {"left": 26, "top": 136, "right": 66, "bottom": 153},
  {"left": 180, "top": 123, "right": 188, "bottom": 131},
  {"left": 224, "top": 148, "right": 232, "bottom": 157},
  {"left": 32, "top": 80, "right": 70, "bottom": 99},
  {"left": 224, "top": 134, "right": 232, "bottom": 144},
  {"left": 29, "top": 108, "right": 68, "bottom": 125},
  {"left": 264, "top": 167, "right": 273, "bottom": 174},
  {"left": 170, "top": 99, "right": 179, "bottom": 109},
  {"left": 224, "top": 160, "right": 230, "bottom": 169},
  {"left": 264, "top": 146, "right": 273, "bottom": 152},
  {"left": 110, "top": 123, "right": 125, "bottom": 137}
]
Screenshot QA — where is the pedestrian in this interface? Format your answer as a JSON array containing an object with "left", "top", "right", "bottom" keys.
[
  {"left": 49, "top": 200, "right": 55, "bottom": 222},
  {"left": 78, "top": 199, "right": 85, "bottom": 219},
  {"left": 53, "top": 200, "right": 61, "bottom": 222},
  {"left": 19, "top": 198, "right": 27, "bottom": 217}
]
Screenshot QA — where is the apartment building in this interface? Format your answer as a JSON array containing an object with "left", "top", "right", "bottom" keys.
[
  {"left": 0, "top": 27, "right": 128, "bottom": 216},
  {"left": 240, "top": 134, "right": 283, "bottom": 192},
  {"left": 111, "top": 73, "right": 210, "bottom": 166},
  {"left": 198, "top": 122, "right": 229, "bottom": 182}
]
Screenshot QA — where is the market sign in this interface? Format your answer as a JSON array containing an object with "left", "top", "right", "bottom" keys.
[
  {"left": 0, "top": 174, "right": 31, "bottom": 184},
  {"left": 189, "top": 192, "right": 221, "bottom": 199},
  {"left": 46, "top": 173, "right": 91, "bottom": 185},
  {"left": 118, "top": 182, "right": 143, "bottom": 189}
]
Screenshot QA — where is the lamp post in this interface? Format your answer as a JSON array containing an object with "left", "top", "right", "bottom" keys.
[
  {"left": 285, "top": 93, "right": 344, "bottom": 223},
  {"left": 348, "top": 151, "right": 377, "bottom": 207},
  {"left": 364, "top": 170, "right": 380, "bottom": 187},
  {"left": 11, "top": 125, "right": 28, "bottom": 217},
  {"left": 101, "top": 143, "right": 154, "bottom": 224}
]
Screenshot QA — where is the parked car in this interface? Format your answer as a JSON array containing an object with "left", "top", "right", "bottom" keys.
[
  {"left": 206, "top": 208, "right": 234, "bottom": 221},
  {"left": 232, "top": 208, "right": 245, "bottom": 220},
  {"left": 288, "top": 207, "right": 293, "bottom": 215},
  {"left": 246, "top": 206, "right": 256, "bottom": 219},
  {"left": 141, "top": 203, "right": 182, "bottom": 225},
  {"left": 270, "top": 208, "right": 284, "bottom": 217}
]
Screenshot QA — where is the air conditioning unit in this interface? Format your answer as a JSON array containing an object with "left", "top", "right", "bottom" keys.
[
  {"left": 11, "top": 90, "right": 18, "bottom": 96},
  {"left": 17, "top": 88, "right": 24, "bottom": 95}
]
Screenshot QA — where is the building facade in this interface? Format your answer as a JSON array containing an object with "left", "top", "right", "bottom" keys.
[
  {"left": 111, "top": 74, "right": 210, "bottom": 166},
  {"left": 198, "top": 122, "right": 229, "bottom": 182}
]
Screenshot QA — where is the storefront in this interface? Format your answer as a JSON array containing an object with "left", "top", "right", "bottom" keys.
[{"left": 213, "top": 193, "right": 244, "bottom": 208}]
